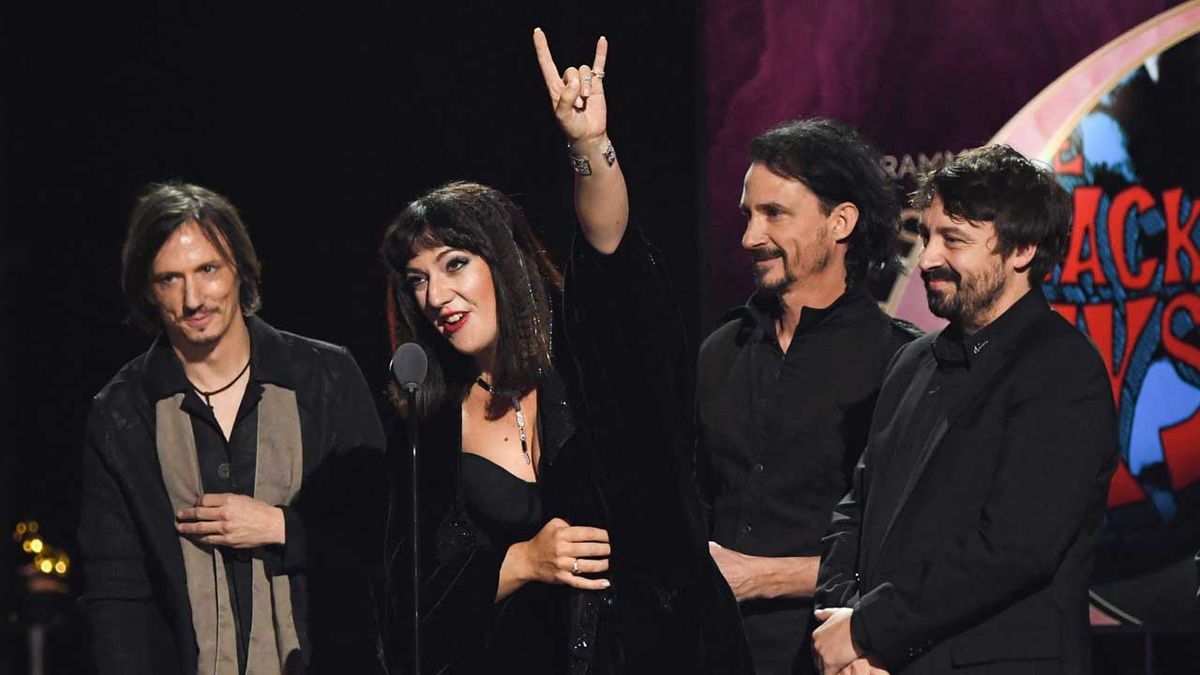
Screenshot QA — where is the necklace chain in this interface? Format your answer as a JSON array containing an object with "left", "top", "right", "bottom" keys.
[
  {"left": 189, "top": 357, "right": 252, "bottom": 409},
  {"left": 475, "top": 378, "right": 531, "bottom": 466}
]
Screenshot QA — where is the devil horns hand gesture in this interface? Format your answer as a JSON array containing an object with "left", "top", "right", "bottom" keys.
[
  {"left": 531, "top": 28, "right": 626, "bottom": 253},
  {"left": 533, "top": 28, "right": 608, "bottom": 150}
]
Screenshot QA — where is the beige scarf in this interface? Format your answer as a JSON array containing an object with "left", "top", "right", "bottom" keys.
[{"left": 156, "top": 384, "right": 304, "bottom": 675}]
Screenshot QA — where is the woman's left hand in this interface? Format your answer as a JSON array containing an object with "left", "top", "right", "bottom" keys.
[{"left": 533, "top": 28, "right": 608, "bottom": 149}]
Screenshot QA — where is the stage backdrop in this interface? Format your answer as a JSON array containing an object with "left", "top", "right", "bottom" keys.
[{"left": 705, "top": 0, "right": 1197, "bottom": 630}]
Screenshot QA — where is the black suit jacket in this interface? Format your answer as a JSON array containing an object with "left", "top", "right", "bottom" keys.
[{"left": 816, "top": 292, "right": 1117, "bottom": 674}]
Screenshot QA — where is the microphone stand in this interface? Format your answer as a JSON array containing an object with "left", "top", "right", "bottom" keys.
[{"left": 405, "top": 384, "right": 421, "bottom": 675}]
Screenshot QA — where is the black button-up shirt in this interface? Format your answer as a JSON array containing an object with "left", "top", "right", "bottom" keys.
[{"left": 696, "top": 285, "right": 919, "bottom": 674}]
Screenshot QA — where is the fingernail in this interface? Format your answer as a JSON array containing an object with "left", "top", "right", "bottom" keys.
[{"left": 601, "top": 580, "right": 611, "bottom": 588}]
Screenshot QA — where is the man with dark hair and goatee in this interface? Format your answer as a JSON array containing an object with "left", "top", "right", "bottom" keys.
[
  {"left": 695, "top": 118, "right": 920, "bottom": 674},
  {"left": 813, "top": 145, "right": 1118, "bottom": 675},
  {"left": 78, "top": 183, "right": 386, "bottom": 674}
]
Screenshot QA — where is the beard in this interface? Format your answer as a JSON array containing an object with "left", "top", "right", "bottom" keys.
[
  {"left": 923, "top": 261, "right": 1006, "bottom": 326},
  {"left": 751, "top": 246, "right": 792, "bottom": 293},
  {"left": 750, "top": 245, "right": 830, "bottom": 295}
]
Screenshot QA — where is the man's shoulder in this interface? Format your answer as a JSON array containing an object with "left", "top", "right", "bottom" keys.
[
  {"left": 274, "top": 327, "right": 353, "bottom": 363},
  {"left": 256, "top": 322, "right": 367, "bottom": 396},
  {"left": 886, "top": 317, "right": 925, "bottom": 345},
  {"left": 699, "top": 314, "right": 746, "bottom": 358},
  {"left": 92, "top": 349, "right": 153, "bottom": 412},
  {"left": 884, "top": 330, "right": 937, "bottom": 375},
  {"left": 847, "top": 296, "right": 924, "bottom": 344},
  {"left": 1011, "top": 309, "right": 1108, "bottom": 381}
]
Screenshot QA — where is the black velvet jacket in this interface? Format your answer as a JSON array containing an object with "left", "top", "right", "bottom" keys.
[{"left": 385, "top": 230, "right": 752, "bottom": 674}]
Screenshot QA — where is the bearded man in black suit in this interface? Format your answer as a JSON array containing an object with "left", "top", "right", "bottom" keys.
[{"left": 813, "top": 145, "right": 1118, "bottom": 675}]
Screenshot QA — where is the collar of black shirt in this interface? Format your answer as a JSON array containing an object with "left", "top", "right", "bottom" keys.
[
  {"left": 931, "top": 286, "right": 1050, "bottom": 369},
  {"left": 141, "top": 315, "right": 298, "bottom": 402},
  {"left": 728, "top": 284, "right": 877, "bottom": 344}
]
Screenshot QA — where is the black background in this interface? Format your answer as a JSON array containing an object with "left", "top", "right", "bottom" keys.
[{"left": 2, "top": 3, "right": 703, "bottom": 671}]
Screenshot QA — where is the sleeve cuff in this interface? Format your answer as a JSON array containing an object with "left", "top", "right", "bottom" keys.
[
  {"left": 850, "top": 607, "right": 873, "bottom": 657},
  {"left": 263, "top": 505, "right": 305, "bottom": 575}
]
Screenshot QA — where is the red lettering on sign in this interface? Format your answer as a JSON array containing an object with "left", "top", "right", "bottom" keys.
[
  {"left": 1081, "top": 298, "right": 1156, "bottom": 406},
  {"left": 1108, "top": 460, "right": 1148, "bottom": 508},
  {"left": 1163, "top": 188, "right": 1200, "bottom": 284},
  {"left": 1108, "top": 186, "right": 1158, "bottom": 290},
  {"left": 1061, "top": 187, "right": 1108, "bottom": 285},
  {"left": 1051, "top": 303, "right": 1079, "bottom": 326},
  {"left": 1162, "top": 293, "right": 1200, "bottom": 372}
]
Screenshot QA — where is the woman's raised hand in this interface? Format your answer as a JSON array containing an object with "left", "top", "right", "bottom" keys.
[
  {"left": 533, "top": 28, "right": 608, "bottom": 149},
  {"left": 515, "top": 517, "right": 611, "bottom": 591}
]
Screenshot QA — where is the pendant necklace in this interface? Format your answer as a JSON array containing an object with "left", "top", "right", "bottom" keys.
[
  {"left": 475, "top": 377, "right": 531, "bottom": 465},
  {"left": 190, "top": 357, "right": 252, "bottom": 409}
]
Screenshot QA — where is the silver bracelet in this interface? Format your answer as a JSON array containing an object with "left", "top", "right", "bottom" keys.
[{"left": 569, "top": 140, "right": 617, "bottom": 176}]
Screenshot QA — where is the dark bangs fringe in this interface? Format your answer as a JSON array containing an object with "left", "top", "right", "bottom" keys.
[{"left": 382, "top": 181, "right": 561, "bottom": 421}]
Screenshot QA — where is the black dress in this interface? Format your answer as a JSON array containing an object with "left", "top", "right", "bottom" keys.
[{"left": 385, "top": 230, "right": 752, "bottom": 674}]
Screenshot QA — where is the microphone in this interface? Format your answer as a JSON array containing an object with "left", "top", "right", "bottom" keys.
[
  {"left": 390, "top": 342, "right": 428, "bottom": 392},
  {"left": 386, "top": 341, "right": 427, "bottom": 674}
]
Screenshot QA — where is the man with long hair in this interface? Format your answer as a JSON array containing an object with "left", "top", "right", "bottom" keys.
[
  {"left": 78, "top": 183, "right": 386, "bottom": 674},
  {"left": 696, "top": 119, "right": 920, "bottom": 673}
]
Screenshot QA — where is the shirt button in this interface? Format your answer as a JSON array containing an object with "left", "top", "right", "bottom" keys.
[
  {"left": 741, "top": 523, "right": 752, "bottom": 535},
  {"left": 753, "top": 463, "right": 764, "bottom": 473},
  {"left": 217, "top": 463, "right": 231, "bottom": 480}
]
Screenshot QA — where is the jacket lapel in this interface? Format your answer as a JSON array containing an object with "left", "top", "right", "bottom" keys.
[{"left": 871, "top": 343, "right": 1026, "bottom": 563}]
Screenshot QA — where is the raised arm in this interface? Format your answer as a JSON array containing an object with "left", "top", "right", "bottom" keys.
[{"left": 533, "top": 28, "right": 628, "bottom": 253}]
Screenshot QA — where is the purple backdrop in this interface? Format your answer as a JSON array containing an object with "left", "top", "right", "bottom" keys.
[{"left": 703, "top": 0, "right": 1176, "bottom": 319}]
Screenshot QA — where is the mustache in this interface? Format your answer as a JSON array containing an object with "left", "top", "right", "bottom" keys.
[
  {"left": 749, "top": 247, "right": 785, "bottom": 263},
  {"left": 921, "top": 267, "right": 960, "bottom": 284},
  {"left": 183, "top": 306, "right": 220, "bottom": 317}
]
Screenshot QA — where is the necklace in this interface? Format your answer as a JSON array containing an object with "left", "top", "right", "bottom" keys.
[
  {"left": 475, "top": 377, "right": 531, "bottom": 465},
  {"left": 189, "top": 357, "right": 252, "bottom": 409}
]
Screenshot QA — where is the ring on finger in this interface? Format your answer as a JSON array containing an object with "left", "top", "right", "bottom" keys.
[
  {"left": 571, "top": 559, "right": 582, "bottom": 576},
  {"left": 593, "top": 70, "right": 605, "bottom": 79}
]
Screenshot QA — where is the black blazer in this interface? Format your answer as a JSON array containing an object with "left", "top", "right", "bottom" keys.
[{"left": 816, "top": 293, "right": 1117, "bottom": 674}]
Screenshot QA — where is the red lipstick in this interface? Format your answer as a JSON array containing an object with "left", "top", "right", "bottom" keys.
[{"left": 440, "top": 311, "right": 470, "bottom": 335}]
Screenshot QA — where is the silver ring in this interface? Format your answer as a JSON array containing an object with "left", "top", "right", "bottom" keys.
[
  {"left": 571, "top": 559, "right": 582, "bottom": 576},
  {"left": 593, "top": 70, "right": 605, "bottom": 79}
]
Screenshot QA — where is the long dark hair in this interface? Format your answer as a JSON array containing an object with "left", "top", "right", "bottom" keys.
[
  {"left": 749, "top": 118, "right": 900, "bottom": 285},
  {"left": 381, "top": 181, "right": 561, "bottom": 420},
  {"left": 121, "top": 182, "right": 263, "bottom": 333}
]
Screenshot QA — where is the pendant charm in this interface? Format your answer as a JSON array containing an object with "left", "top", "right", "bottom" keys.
[{"left": 514, "top": 404, "right": 531, "bottom": 465}]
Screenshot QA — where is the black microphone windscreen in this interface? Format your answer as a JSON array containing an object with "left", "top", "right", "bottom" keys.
[{"left": 391, "top": 343, "right": 428, "bottom": 389}]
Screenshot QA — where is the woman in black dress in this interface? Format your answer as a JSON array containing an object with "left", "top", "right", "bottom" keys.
[{"left": 382, "top": 30, "right": 750, "bottom": 674}]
